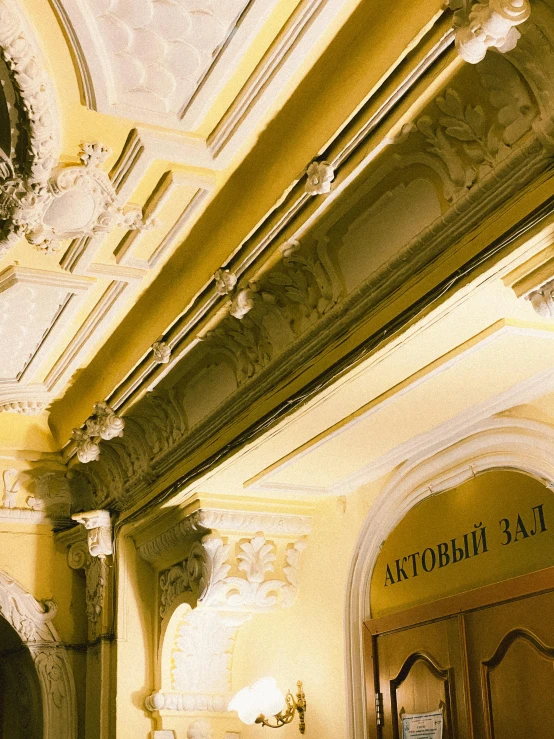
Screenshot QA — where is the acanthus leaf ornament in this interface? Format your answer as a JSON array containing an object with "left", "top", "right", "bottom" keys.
[
  {"left": 229, "top": 286, "right": 256, "bottom": 319},
  {"left": 454, "top": 0, "right": 531, "bottom": 64}
]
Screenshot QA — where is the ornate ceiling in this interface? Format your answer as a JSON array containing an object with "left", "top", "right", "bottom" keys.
[{"left": 2, "top": 0, "right": 553, "bottom": 528}]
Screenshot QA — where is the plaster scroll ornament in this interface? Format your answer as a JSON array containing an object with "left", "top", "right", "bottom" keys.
[
  {"left": 454, "top": 0, "right": 531, "bottom": 64},
  {"left": 71, "top": 509, "right": 113, "bottom": 558},
  {"left": 187, "top": 719, "right": 214, "bottom": 739},
  {"left": 152, "top": 338, "right": 171, "bottom": 364},
  {"left": 527, "top": 279, "right": 554, "bottom": 318},
  {"left": 305, "top": 161, "right": 334, "bottom": 195},
  {"left": 2, "top": 468, "right": 20, "bottom": 508},
  {"left": 215, "top": 269, "right": 238, "bottom": 296},
  {"left": 0, "top": 142, "right": 156, "bottom": 254},
  {"left": 229, "top": 286, "right": 256, "bottom": 319},
  {"left": 71, "top": 402, "right": 125, "bottom": 464}
]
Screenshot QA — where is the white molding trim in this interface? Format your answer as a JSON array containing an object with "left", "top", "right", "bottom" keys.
[
  {"left": 248, "top": 328, "right": 554, "bottom": 497},
  {"left": 345, "top": 415, "right": 554, "bottom": 739},
  {"left": 208, "top": 0, "right": 375, "bottom": 165}
]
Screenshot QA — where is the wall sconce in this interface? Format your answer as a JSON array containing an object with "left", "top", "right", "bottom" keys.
[{"left": 228, "top": 677, "right": 306, "bottom": 734}]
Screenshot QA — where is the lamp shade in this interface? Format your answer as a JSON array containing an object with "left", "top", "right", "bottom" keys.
[{"left": 228, "top": 677, "right": 286, "bottom": 724}]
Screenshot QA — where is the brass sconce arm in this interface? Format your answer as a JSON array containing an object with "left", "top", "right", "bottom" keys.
[{"left": 255, "top": 681, "right": 306, "bottom": 734}]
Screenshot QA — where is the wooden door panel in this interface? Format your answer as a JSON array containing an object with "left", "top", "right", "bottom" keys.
[
  {"left": 465, "top": 590, "right": 554, "bottom": 739},
  {"left": 482, "top": 629, "right": 554, "bottom": 739},
  {"left": 389, "top": 652, "right": 454, "bottom": 739},
  {"left": 375, "top": 618, "right": 468, "bottom": 739}
]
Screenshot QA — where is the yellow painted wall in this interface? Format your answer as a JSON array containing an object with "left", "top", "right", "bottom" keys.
[{"left": 230, "top": 480, "right": 382, "bottom": 739}]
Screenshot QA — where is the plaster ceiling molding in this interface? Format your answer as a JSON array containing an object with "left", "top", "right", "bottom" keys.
[
  {"left": 0, "top": 267, "right": 91, "bottom": 413},
  {"left": 4, "top": 141, "right": 157, "bottom": 255},
  {"left": 69, "top": 15, "right": 554, "bottom": 511},
  {"left": 61, "top": 129, "right": 214, "bottom": 276},
  {"left": 144, "top": 505, "right": 311, "bottom": 716},
  {"left": 51, "top": 0, "right": 282, "bottom": 129},
  {"left": 207, "top": 0, "right": 369, "bottom": 165},
  {"left": 114, "top": 171, "right": 215, "bottom": 271},
  {"left": 0, "top": 0, "right": 60, "bottom": 249},
  {"left": 453, "top": 0, "right": 531, "bottom": 64}
]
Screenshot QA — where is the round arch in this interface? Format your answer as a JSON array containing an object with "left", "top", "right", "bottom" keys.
[
  {"left": 0, "top": 570, "right": 77, "bottom": 739},
  {"left": 345, "top": 415, "right": 554, "bottom": 739}
]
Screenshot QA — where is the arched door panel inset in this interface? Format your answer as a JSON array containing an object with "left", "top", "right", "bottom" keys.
[
  {"left": 464, "top": 589, "right": 554, "bottom": 739},
  {"left": 481, "top": 628, "right": 554, "bottom": 739},
  {"left": 373, "top": 616, "right": 468, "bottom": 739},
  {"left": 390, "top": 652, "right": 454, "bottom": 739}
]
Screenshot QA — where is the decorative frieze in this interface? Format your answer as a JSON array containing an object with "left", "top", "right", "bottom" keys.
[
  {"left": 68, "top": 9, "right": 554, "bottom": 514},
  {"left": 454, "top": 0, "right": 531, "bottom": 64}
]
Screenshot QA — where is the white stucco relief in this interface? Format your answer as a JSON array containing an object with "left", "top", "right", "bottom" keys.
[{"left": 141, "top": 507, "right": 311, "bottom": 716}]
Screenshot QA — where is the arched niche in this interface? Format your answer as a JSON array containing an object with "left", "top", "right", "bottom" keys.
[
  {"left": 0, "top": 614, "right": 43, "bottom": 738},
  {"left": 0, "top": 570, "right": 76, "bottom": 739},
  {"left": 345, "top": 415, "right": 554, "bottom": 739}
]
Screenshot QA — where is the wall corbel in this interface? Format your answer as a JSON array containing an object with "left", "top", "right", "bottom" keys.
[{"left": 139, "top": 506, "right": 311, "bottom": 719}]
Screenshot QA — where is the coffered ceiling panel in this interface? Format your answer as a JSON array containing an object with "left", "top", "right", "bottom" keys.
[{"left": 54, "top": 0, "right": 282, "bottom": 129}]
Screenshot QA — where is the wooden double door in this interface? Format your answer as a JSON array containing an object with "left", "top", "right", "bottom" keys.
[{"left": 365, "top": 567, "right": 554, "bottom": 739}]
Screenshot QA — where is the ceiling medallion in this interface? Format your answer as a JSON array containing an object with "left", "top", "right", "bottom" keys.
[{"left": 0, "top": 142, "right": 156, "bottom": 254}]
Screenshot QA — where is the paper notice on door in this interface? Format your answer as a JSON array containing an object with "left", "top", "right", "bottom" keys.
[{"left": 401, "top": 710, "right": 443, "bottom": 739}]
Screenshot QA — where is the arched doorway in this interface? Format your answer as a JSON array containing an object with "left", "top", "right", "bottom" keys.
[
  {"left": 366, "top": 468, "right": 554, "bottom": 738},
  {"left": 345, "top": 417, "right": 554, "bottom": 739}
]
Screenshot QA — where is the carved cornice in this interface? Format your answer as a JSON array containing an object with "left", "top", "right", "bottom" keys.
[
  {"left": 66, "top": 8, "right": 554, "bottom": 512},
  {"left": 137, "top": 508, "right": 312, "bottom": 565}
]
